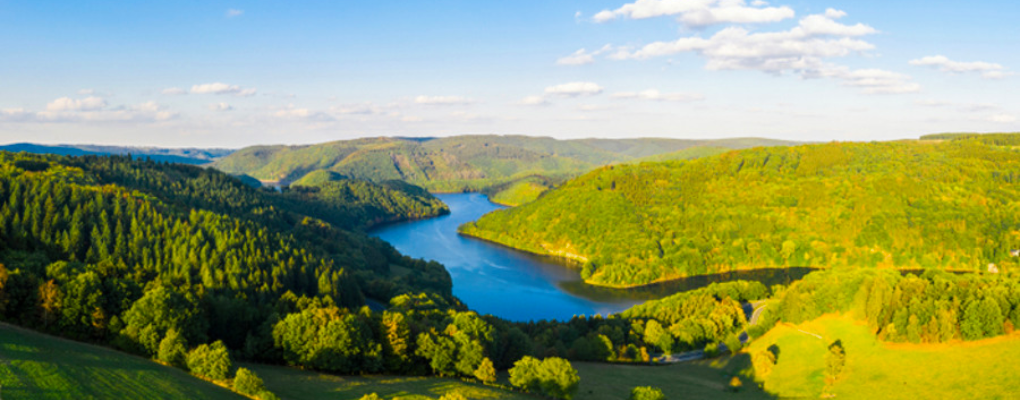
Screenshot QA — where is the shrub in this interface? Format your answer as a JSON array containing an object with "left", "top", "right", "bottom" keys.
[
  {"left": 186, "top": 341, "right": 232, "bottom": 381},
  {"left": 629, "top": 386, "right": 665, "bottom": 400},
  {"left": 233, "top": 367, "right": 267, "bottom": 396}
]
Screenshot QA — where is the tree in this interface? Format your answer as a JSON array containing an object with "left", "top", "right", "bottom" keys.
[
  {"left": 537, "top": 357, "right": 580, "bottom": 400},
  {"left": 186, "top": 341, "right": 232, "bottom": 381},
  {"left": 826, "top": 340, "right": 845, "bottom": 382},
  {"left": 474, "top": 357, "right": 497, "bottom": 384},
  {"left": 642, "top": 320, "right": 672, "bottom": 355},
  {"left": 157, "top": 328, "right": 188, "bottom": 368},
  {"left": 629, "top": 386, "right": 665, "bottom": 400},
  {"left": 233, "top": 367, "right": 267, "bottom": 396},
  {"left": 509, "top": 356, "right": 542, "bottom": 393},
  {"left": 358, "top": 394, "right": 384, "bottom": 400}
]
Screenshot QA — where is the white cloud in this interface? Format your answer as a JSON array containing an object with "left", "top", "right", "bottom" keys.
[
  {"left": 19, "top": 98, "right": 179, "bottom": 123},
  {"left": 518, "top": 96, "right": 549, "bottom": 106},
  {"left": 272, "top": 105, "right": 332, "bottom": 121},
  {"left": 208, "top": 102, "right": 233, "bottom": 112},
  {"left": 612, "top": 89, "right": 704, "bottom": 102},
  {"left": 556, "top": 45, "right": 613, "bottom": 66},
  {"left": 191, "top": 82, "right": 257, "bottom": 97},
  {"left": 602, "top": 9, "right": 913, "bottom": 94},
  {"left": 226, "top": 9, "right": 243, "bottom": 18},
  {"left": 988, "top": 114, "right": 1017, "bottom": 123},
  {"left": 593, "top": 0, "right": 794, "bottom": 27},
  {"left": 77, "top": 88, "right": 95, "bottom": 95},
  {"left": 909, "top": 55, "right": 1011, "bottom": 79},
  {"left": 162, "top": 87, "right": 187, "bottom": 95},
  {"left": 46, "top": 96, "right": 108, "bottom": 112},
  {"left": 544, "top": 82, "right": 604, "bottom": 97},
  {"left": 414, "top": 95, "right": 475, "bottom": 105}
]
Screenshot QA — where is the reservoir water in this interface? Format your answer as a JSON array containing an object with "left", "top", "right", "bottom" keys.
[{"left": 371, "top": 193, "right": 812, "bottom": 322}]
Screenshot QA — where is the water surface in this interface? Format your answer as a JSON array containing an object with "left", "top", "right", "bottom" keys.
[{"left": 372, "top": 193, "right": 811, "bottom": 321}]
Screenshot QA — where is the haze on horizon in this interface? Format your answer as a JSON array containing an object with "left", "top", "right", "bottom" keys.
[{"left": 1, "top": 0, "right": 1018, "bottom": 148}]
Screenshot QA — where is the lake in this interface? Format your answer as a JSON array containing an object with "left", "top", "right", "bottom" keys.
[{"left": 371, "top": 193, "right": 812, "bottom": 322}]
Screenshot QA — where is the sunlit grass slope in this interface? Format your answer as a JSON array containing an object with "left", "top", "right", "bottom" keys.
[
  {"left": 0, "top": 323, "right": 244, "bottom": 400},
  {"left": 745, "top": 315, "right": 1020, "bottom": 399}
]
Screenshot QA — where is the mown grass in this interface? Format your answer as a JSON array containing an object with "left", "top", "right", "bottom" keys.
[
  {"left": 0, "top": 323, "right": 243, "bottom": 400},
  {"left": 745, "top": 314, "right": 1020, "bottom": 399},
  {"left": 572, "top": 359, "right": 774, "bottom": 400},
  {"left": 247, "top": 356, "right": 775, "bottom": 400},
  {"left": 489, "top": 180, "right": 550, "bottom": 206},
  {"left": 244, "top": 363, "right": 533, "bottom": 400}
]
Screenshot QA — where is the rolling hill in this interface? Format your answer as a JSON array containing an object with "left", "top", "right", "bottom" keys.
[
  {"left": 0, "top": 143, "right": 233, "bottom": 165},
  {"left": 460, "top": 138, "right": 1020, "bottom": 287},
  {"left": 211, "top": 135, "right": 798, "bottom": 205}
]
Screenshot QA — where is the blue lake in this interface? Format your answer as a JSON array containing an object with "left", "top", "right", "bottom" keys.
[{"left": 372, "top": 193, "right": 811, "bottom": 322}]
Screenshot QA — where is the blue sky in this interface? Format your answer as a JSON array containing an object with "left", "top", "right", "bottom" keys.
[{"left": 1, "top": 0, "right": 1018, "bottom": 147}]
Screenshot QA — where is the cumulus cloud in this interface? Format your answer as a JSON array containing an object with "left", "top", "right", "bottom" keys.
[
  {"left": 593, "top": 0, "right": 795, "bottom": 27},
  {"left": 544, "top": 82, "right": 604, "bottom": 97},
  {"left": 191, "top": 82, "right": 257, "bottom": 97},
  {"left": 909, "top": 55, "right": 1011, "bottom": 79},
  {"left": 612, "top": 89, "right": 704, "bottom": 102},
  {"left": 600, "top": 8, "right": 914, "bottom": 94},
  {"left": 556, "top": 45, "right": 613, "bottom": 66},
  {"left": 208, "top": 102, "right": 233, "bottom": 112},
  {"left": 272, "top": 105, "right": 333, "bottom": 121},
  {"left": 162, "top": 87, "right": 187, "bottom": 95},
  {"left": 226, "top": 9, "right": 243, "bottom": 17},
  {"left": 414, "top": 95, "right": 475, "bottom": 105},
  {"left": 46, "top": 96, "right": 108, "bottom": 112},
  {"left": 518, "top": 96, "right": 550, "bottom": 106}
]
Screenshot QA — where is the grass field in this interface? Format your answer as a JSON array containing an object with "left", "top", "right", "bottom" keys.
[
  {"left": 745, "top": 315, "right": 1020, "bottom": 399},
  {"left": 0, "top": 323, "right": 244, "bottom": 400},
  {"left": 245, "top": 363, "right": 534, "bottom": 400},
  {"left": 247, "top": 356, "right": 775, "bottom": 400}
]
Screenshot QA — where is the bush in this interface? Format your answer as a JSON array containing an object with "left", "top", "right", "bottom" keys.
[
  {"left": 509, "top": 356, "right": 580, "bottom": 400},
  {"left": 629, "top": 386, "right": 665, "bottom": 400}
]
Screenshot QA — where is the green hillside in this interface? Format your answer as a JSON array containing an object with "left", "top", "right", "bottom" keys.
[
  {"left": 287, "top": 170, "right": 449, "bottom": 229},
  {"left": 460, "top": 139, "right": 1020, "bottom": 287},
  {"left": 210, "top": 136, "right": 798, "bottom": 201},
  {"left": 0, "top": 323, "right": 244, "bottom": 400}
]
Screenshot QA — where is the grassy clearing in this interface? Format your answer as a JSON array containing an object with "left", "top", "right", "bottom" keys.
[
  {"left": 244, "top": 363, "right": 533, "bottom": 400},
  {"left": 572, "top": 359, "right": 773, "bottom": 400},
  {"left": 0, "top": 323, "right": 243, "bottom": 400},
  {"left": 746, "top": 315, "right": 1020, "bottom": 399}
]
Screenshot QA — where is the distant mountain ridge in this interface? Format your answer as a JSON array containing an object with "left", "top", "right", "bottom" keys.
[
  {"left": 0, "top": 142, "right": 234, "bottom": 165},
  {"left": 211, "top": 135, "right": 799, "bottom": 204}
]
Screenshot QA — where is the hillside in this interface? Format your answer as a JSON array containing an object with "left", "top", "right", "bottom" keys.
[
  {"left": 460, "top": 139, "right": 1020, "bottom": 287},
  {"left": 0, "top": 143, "right": 233, "bottom": 165},
  {"left": 0, "top": 322, "right": 245, "bottom": 400},
  {"left": 286, "top": 170, "right": 449, "bottom": 229},
  {"left": 210, "top": 135, "right": 798, "bottom": 204}
]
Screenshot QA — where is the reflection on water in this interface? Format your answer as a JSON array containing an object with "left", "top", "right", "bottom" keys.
[{"left": 371, "top": 193, "right": 813, "bottom": 322}]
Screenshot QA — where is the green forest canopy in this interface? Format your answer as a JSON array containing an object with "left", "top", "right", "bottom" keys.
[
  {"left": 461, "top": 138, "right": 1020, "bottom": 287},
  {"left": 211, "top": 135, "right": 798, "bottom": 204}
]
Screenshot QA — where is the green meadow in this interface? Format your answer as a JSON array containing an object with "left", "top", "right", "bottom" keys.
[
  {"left": 746, "top": 315, "right": 1020, "bottom": 399},
  {"left": 0, "top": 323, "right": 243, "bottom": 400}
]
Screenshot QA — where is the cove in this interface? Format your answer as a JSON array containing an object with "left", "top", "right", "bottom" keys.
[{"left": 371, "top": 193, "right": 813, "bottom": 322}]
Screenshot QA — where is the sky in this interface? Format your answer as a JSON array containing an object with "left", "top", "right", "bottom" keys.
[{"left": 1, "top": 0, "right": 1018, "bottom": 148}]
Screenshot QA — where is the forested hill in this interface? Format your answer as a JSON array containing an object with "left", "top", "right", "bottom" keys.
[
  {"left": 285, "top": 170, "right": 449, "bottom": 229},
  {"left": 0, "top": 142, "right": 233, "bottom": 165},
  {"left": 0, "top": 151, "right": 454, "bottom": 342},
  {"left": 460, "top": 138, "right": 1020, "bottom": 287},
  {"left": 211, "top": 135, "right": 797, "bottom": 205}
]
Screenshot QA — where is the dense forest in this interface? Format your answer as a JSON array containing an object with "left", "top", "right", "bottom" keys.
[
  {"left": 211, "top": 135, "right": 796, "bottom": 205},
  {"left": 462, "top": 139, "right": 1020, "bottom": 287},
  {"left": 285, "top": 170, "right": 449, "bottom": 229}
]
